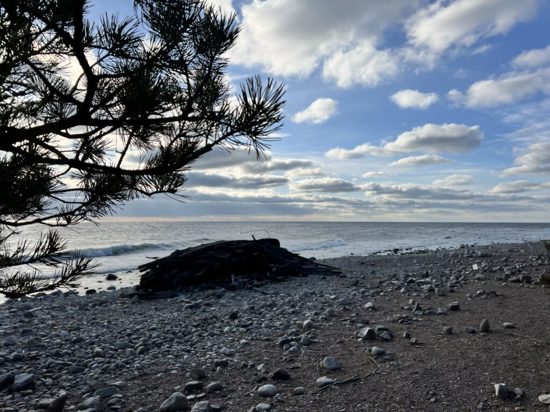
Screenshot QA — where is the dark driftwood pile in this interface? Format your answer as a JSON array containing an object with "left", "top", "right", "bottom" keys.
[{"left": 137, "top": 238, "right": 340, "bottom": 293}]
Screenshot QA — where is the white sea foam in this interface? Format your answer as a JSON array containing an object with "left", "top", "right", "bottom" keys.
[{"left": 71, "top": 242, "right": 176, "bottom": 258}]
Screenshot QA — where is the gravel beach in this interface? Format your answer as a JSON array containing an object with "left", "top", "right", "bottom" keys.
[{"left": 1, "top": 241, "right": 550, "bottom": 411}]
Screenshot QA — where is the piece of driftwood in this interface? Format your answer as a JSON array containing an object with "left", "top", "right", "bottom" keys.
[{"left": 137, "top": 238, "right": 340, "bottom": 294}]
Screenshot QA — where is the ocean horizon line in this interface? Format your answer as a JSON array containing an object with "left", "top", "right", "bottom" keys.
[{"left": 96, "top": 218, "right": 550, "bottom": 225}]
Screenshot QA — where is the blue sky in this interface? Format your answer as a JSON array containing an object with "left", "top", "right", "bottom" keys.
[{"left": 96, "top": 0, "right": 550, "bottom": 222}]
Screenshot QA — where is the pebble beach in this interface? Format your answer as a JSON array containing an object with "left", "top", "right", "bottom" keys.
[{"left": 1, "top": 241, "right": 550, "bottom": 411}]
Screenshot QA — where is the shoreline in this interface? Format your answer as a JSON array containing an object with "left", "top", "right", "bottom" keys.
[{"left": 1, "top": 241, "right": 549, "bottom": 411}]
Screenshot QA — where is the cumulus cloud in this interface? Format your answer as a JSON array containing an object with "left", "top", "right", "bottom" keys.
[
  {"left": 406, "top": 0, "right": 538, "bottom": 55},
  {"left": 513, "top": 44, "right": 550, "bottom": 68},
  {"left": 326, "top": 123, "right": 483, "bottom": 160},
  {"left": 230, "top": 0, "right": 416, "bottom": 78},
  {"left": 322, "top": 41, "right": 400, "bottom": 88},
  {"left": 503, "top": 142, "right": 550, "bottom": 175},
  {"left": 391, "top": 154, "right": 450, "bottom": 167},
  {"left": 433, "top": 174, "right": 474, "bottom": 186},
  {"left": 285, "top": 167, "right": 323, "bottom": 178},
  {"left": 490, "top": 180, "right": 550, "bottom": 194},
  {"left": 291, "top": 177, "right": 361, "bottom": 193},
  {"left": 186, "top": 172, "right": 288, "bottom": 189},
  {"left": 292, "top": 98, "right": 338, "bottom": 124},
  {"left": 449, "top": 67, "right": 550, "bottom": 108},
  {"left": 363, "top": 182, "right": 474, "bottom": 201},
  {"left": 325, "top": 143, "right": 388, "bottom": 160},
  {"left": 241, "top": 159, "right": 313, "bottom": 174},
  {"left": 386, "top": 123, "right": 483, "bottom": 153},
  {"left": 390, "top": 89, "right": 439, "bottom": 109},
  {"left": 228, "top": 0, "right": 541, "bottom": 91},
  {"left": 362, "top": 171, "right": 390, "bottom": 178}
]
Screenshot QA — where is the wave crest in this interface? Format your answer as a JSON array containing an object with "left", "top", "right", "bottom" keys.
[{"left": 69, "top": 242, "right": 176, "bottom": 258}]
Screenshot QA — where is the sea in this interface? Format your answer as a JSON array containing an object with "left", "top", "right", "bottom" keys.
[{"left": 6, "top": 221, "right": 550, "bottom": 296}]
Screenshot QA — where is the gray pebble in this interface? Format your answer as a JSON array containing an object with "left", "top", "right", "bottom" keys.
[
  {"left": 159, "top": 392, "right": 189, "bottom": 412},
  {"left": 321, "top": 356, "right": 342, "bottom": 370},
  {"left": 315, "top": 376, "right": 334, "bottom": 388},
  {"left": 206, "top": 382, "right": 223, "bottom": 393},
  {"left": 292, "top": 387, "right": 305, "bottom": 395},
  {"left": 370, "top": 347, "right": 385, "bottom": 357},
  {"left": 191, "top": 400, "right": 210, "bottom": 412},
  {"left": 257, "top": 384, "right": 278, "bottom": 397}
]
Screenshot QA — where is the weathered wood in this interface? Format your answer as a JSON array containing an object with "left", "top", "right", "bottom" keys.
[{"left": 137, "top": 238, "right": 340, "bottom": 294}]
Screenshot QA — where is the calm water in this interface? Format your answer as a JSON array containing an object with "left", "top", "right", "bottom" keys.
[
  {"left": 7, "top": 221, "right": 550, "bottom": 294},
  {"left": 30, "top": 221, "right": 550, "bottom": 272}
]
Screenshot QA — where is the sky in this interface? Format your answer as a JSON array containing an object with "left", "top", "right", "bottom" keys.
[{"left": 95, "top": 0, "right": 550, "bottom": 222}]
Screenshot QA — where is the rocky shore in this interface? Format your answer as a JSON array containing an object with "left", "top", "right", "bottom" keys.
[{"left": 1, "top": 241, "right": 550, "bottom": 411}]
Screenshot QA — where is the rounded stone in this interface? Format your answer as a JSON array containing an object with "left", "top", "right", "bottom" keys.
[
  {"left": 370, "top": 347, "right": 385, "bottom": 357},
  {"left": 257, "top": 384, "right": 278, "bottom": 397},
  {"left": 292, "top": 387, "right": 305, "bottom": 395},
  {"left": 480, "top": 319, "right": 490, "bottom": 333},
  {"left": 302, "top": 319, "right": 314, "bottom": 330},
  {"left": 159, "top": 392, "right": 189, "bottom": 412},
  {"left": 321, "top": 356, "right": 342, "bottom": 370},
  {"left": 206, "top": 382, "right": 223, "bottom": 393},
  {"left": 315, "top": 376, "right": 334, "bottom": 388}
]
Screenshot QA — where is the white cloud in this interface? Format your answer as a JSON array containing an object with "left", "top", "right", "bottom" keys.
[
  {"left": 292, "top": 98, "right": 338, "bottom": 124},
  {"left": 513, "top": 44, "right": 550, "bottom": 68},
  {"left": 390, "top": 89, "right": 439, "bottom": 109},
  {"left": 363, "top": 182, "right": 474, "bottom": 201},
  {"left": 285, "top": 167, "right": 323, "bottom": 178},
  {"left": 490, "top": 180, "right": 550, "bottom": 194},
  {"left": 241, "top": 159, "right": 313, "bottom": 173},
  {"left": 406, "top": 0, "right": 538, "bottom": 55},
  {"left": 230, "top": 0, "right": 419, "bottom": 76},
  {"left": 451, "top": 67, "right": 550, "bottom": 108},
  {"left": 325, "top": 143, "right": 388, "bottom": 160},
  {"left": 433, "top": 174, "right": 474, "bottom": 186},
  {"left": 326, "top": 123, "right": 483, "bottom": 160},
  {"left": 362, "top": 171, "right": 390, "bottom": 178},
  {"left": 291, "top": 177, "right": 361, "bottom": 193},
  {"left": 322, "top": 41, "right": 400, "bottom": 88},
  {"left": 385, "top": 123, "right": 483, "bottom": 153},
  {"left": 186, "top": 172, "right": 288, "bottom": 189},
  {"left": 503, "top": 142, "right": 550, "bottom": 175},
  {"left": 391, "top": 154, "right": 450, "bottom": 167},
  {"left": 229, "top": 0, "right": 541, "bottom": 93}
]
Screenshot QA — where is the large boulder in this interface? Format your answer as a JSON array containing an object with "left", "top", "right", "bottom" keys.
[{"left": 137, "top": 238, "right": 339, "bottom": 295}]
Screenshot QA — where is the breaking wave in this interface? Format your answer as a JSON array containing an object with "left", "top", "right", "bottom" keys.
[{"left": 70, "top": 242, "right": 177, "bottom": 258}]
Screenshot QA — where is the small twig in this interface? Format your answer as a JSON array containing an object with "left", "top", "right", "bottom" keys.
[
  {"left": 246, "top": 385, "right": 258, "bottom": 396},
  {"left": 318, "top": 375, "right": 361, "bottom": 391},
  {"left": 317, "top": 363, "right": 381, "bottom": 392}
]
